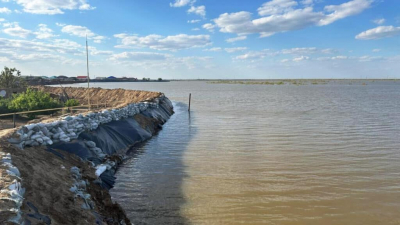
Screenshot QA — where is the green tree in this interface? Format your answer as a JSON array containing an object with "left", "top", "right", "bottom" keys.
[
  {"left": 0, "top": 67, "right": 27, "bottom": 88},
  {"left": 65, "top": 99, "right": 80, "bottom": 107},
  {"left": 8, "top": 88, "right": 61, "bottom": 118},
  {"left": 158, "top": 78, "right": 162, "bottom": 81},
  {"left": 0, "top": 97, "right": 14, "bottom": 114}
]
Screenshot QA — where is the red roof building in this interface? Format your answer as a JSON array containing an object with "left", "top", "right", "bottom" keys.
[{"left": 77, "top": 76, "right": 88, "bottom": 80}]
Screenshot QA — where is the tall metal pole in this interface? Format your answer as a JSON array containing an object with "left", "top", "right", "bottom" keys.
[{"left": 86, "top": 35, "right": 91, "bottom": 110}]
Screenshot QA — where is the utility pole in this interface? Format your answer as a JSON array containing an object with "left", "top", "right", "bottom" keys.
[{"left": 86, "top": 35, "right": 91, "bottom": 110}]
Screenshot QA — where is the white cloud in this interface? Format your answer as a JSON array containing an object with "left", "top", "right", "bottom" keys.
[
  {"left": 3, "top": 23, "right": 31, "bottom": 38},
  {"left": 108, "top": 51, "right": 214, "bottom": 71},
  {"left": 331, "top": 55, "right": 348, "bottom": 60},
  {"left": 188, "top": 5, "right": 206, "bottom": 17},
  {"left": 202, "top": 23, "right": 215, "bottom": 32},
  {"left": 235, "top": 47, "right": 337, "bottom": 61},
  {"left": 358, "top": 55, "right": 384, "bottom": 62},
  {"left": 293, "top": 55, "right": 310, "bottom": 61},
  {"left": 92, "top": 35, "right": 106, "bottom": 43},
  {"left": 110, "top": 52, "right": 171, "bottom": 61},
  {"left": 214, "top": 9, "right": 324, "bottom": 37},
  {"left": 203, "top": 47, "right": 222, "bottom": 52},
  {"left": 226, "top": 35, "right": 247, "bottom": 43},
  {"left": 225, "top": 47, "right": 247, "bottom": 53},
  {"left": 372, "top": 18, "right": 385, "bottom": 25},
  {"left": 281, "top": 47, "right": 335, "bottom": 54},
  {"left": 90, "top": 49, "right": 113, "bottom": 56},
  {"left": 258, "top": 0, "right": 298, "bottom": 16},
  {"left": 188, "top": 20, "right": 201, "bottom": 23},
  {"left": 355, "top": 26, "right": 400, "bottom": 40},
  {"left": 213, "top": 0, "right": 372, "bottom": 37},
  {"left": 192, "top": 28, "right": 200, "bottom": 31},
  {"left": 170, "top": 0, "right": 194, "bottom": 7},
  {"left": 0, "top": 7, "right": 11, "bottom": 14},
  {"left": 301, "top": 0, "right": 314, "bottom": 5},
  {"left": 14, "top": 0, "right": 95, "bottom": 15},
  {"left": 235, "top": 50, "right": 272, "bottom": 60},
  {"left": 372, "top": 49, "right": 381, "bottom": 52},
  {"left": 319, "top": 0, "right": 372, "bottom": 26},
  {"left": 13, "top": 53, "right": 63, "bottom": 62},
  {"left": 114, "top": 33, "right": 211, "bottom": 51},
  {"left": 0, "top": 37, "right": 92, "bottom": 65},
  {"left": 61, "top": 24, "right": 94, "bottom": 37},
  {"left": 34, "top": 24, "right": 57, "bottom": 39},
  {"left": 203, "top": 47, "right": 248, "bottom": 53},
  {"left": 0, "top": 37, "right": 84, "bottom": 55},
  {"left": 60, "top": 24, "right": 106, "bottom": 43}
]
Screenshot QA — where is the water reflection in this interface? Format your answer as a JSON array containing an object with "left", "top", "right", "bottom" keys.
[{"left": 111, "top": 102, "right": 195, "bottom": 224}]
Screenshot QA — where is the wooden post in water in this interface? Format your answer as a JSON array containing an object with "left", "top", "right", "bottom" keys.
[
  {"left": 188, "top": 93, "right": 191, "bottom": 112},
  {"left": 13, "top": 113, "right": 16, "bottom": 128}
]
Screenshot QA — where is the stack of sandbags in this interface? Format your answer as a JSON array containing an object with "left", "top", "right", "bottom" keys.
[
  {"left": 84, "top": 141, "right": 106, "bottom": 159},
  {"left": 7, "top": 100, "right": 160, "bottom": 149},
  {"left": 69, "top": 167, "right": 94, "bottom": 210},
  {"left": 0, "top": 152, "right": 25, "bottom": 224}
]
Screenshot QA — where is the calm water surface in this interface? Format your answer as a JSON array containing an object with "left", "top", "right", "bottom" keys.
[{"left": 69, "top": 81, "right": 400, "bottom": 224}]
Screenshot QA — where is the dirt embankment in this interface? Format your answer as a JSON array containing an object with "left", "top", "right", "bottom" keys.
[
  {"left": 36, "top": 86, "right": 162, "bottom": 107},
  {"left": 0, "top": 88, "right": 174, "bottom": 225}
]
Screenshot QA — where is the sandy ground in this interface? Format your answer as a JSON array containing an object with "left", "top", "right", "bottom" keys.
[{"left": 36, "top": 86, "right": 162, "bottom": 107}]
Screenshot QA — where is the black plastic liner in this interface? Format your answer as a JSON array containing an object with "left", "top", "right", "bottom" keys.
[{"left": 48, "top": 98, "right": 173, "bottom": 189}]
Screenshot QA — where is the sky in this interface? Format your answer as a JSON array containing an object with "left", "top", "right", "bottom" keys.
[{"left": 0, "top": 0, "right": 399, "bottom": 79}]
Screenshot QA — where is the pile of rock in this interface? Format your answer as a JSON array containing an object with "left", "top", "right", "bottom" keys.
[{"left": 8, "top": 101, "right": 160, "bottom": 149}]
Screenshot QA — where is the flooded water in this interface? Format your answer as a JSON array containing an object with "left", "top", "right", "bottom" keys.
[{"left": 70, "top": 81, "right": 400, "bottom": 224}]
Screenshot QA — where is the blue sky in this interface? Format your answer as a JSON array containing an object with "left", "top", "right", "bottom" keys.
[{"left": 0, "top": 0, "right": 399, "bottom": 79}]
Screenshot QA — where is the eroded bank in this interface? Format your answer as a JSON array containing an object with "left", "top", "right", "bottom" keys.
[{"left": 0, "top": 87, "right": 174, "bottom": 225}]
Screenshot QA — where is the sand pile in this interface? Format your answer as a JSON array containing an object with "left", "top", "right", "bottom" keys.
[{"left": 36, "top": 86, "right": 161, "bottom": 107}]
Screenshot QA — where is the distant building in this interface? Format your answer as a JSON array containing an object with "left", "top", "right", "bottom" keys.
[
  {"left": 58, "top": 75, "right": 68, "bottom": 80},
  {"left": 107, "top": 76, "right": 117, "bottom": 79},
  {"left": 49, "top": 76, "right": 58, "bottom": 79},
  {"left": 96, "top": 77, "right": 106, "bottom": 80},
  {"left": 77, "top": 76, "right": 88, "bottom": 81}
]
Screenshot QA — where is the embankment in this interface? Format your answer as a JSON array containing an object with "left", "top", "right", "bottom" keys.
[
  {"left": 0, "top": 87, "right": 174, "bottom": 225},
  {"left": 36, "top": 86, "right": 162, "bottom": 107}
]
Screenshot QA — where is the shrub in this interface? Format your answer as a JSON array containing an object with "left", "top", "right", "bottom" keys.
[
  {"left": 0, "top": 97, "right": 14, "bottom": 114},
  {"left": 8, "top": 89, "right": 61, "bottom": 118},
  {"left": 65, "top": 99, "right": 80, "bottom": 107}
]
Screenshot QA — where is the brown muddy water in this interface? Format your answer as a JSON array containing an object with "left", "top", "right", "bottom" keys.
[{"left": 66, "top": 81, "right": 400, "bottom": 225}]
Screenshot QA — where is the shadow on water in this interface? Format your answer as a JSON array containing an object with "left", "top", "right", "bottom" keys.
[{"left": 110, "top": 102, "right": 196, "bottom": 225}]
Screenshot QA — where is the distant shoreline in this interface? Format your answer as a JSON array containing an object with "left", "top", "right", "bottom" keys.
[
  {"left": 170, "top": 78, "right": 398, "bottom": 81},
  {"left": 28, "top": 79, "right": 170, "bottom": 85}
]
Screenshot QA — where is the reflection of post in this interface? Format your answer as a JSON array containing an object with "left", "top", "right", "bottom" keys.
[{"left": 188, "top": 93, "right": 191, "bottom": 112}]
